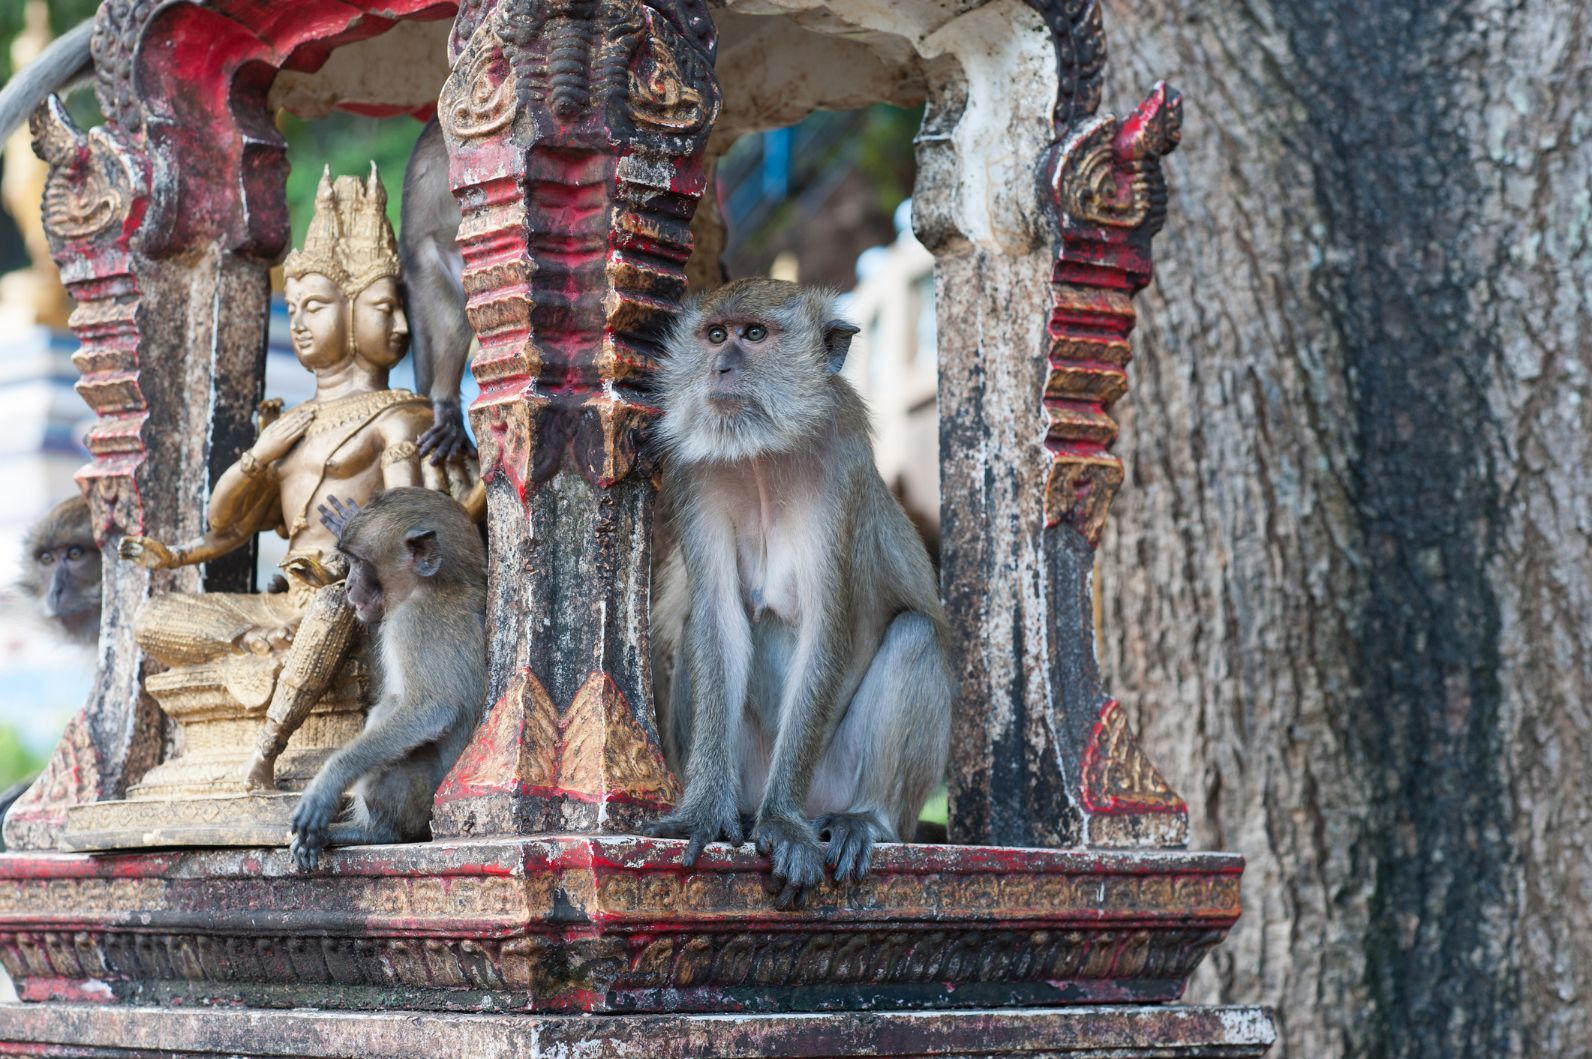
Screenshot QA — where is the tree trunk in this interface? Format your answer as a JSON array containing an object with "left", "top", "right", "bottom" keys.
[{"left": 1098, "top": 1, "right": 1592, "bottom": 1055}]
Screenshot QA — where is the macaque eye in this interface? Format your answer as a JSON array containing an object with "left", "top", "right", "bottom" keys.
[
  {"left": 707, "top": 325, "right": 728, "bottom": 344},
  {"left": 745, "top": 324, "right": 767, "bottom": 341},
  {"left": 37, "top": 552, "right": 54, "bottom": 566},
  {"left": 67, "top": 546, "right": 84, "bottom": 561}
]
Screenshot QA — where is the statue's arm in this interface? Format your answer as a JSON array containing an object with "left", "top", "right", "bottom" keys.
[
  {"left": 376, "top": 406, "right": 432, "bottom": 490},
  {"left": 119, "top": 455, "right": 279, "bottom": 570}
]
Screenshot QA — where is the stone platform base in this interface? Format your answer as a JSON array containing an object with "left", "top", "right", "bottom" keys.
[
  {"left": 0, "top": 837, "right": 1242, "bottom": 1014},
  {"left": 0, "top": 1002, "right": 1276, "bottom": 1057}
]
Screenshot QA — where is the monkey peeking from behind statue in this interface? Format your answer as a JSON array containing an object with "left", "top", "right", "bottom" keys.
[
  {"left": 18, "top": 495, "right": 102, "bottom": 647},
  {"left": 648, "top": 278, "right": 954, "bottom": 908},
  {"left": 288, "top": 488, "right": 486, "bottom": 871}
]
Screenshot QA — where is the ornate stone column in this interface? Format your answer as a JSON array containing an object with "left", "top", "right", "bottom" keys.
[
  {"left": 428, "top": 0, "right": 720, "bottom": 836},
  {"left": 934, "top": 0, "right": 1188, "bottom": 848}
]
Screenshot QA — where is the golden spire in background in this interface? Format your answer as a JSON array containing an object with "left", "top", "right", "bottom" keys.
[{"left": 0, "top": 0, "right": 72, "bottom": 329}]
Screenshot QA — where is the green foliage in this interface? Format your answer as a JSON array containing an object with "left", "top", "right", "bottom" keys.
[
  {"left": 855, "top": 103, "right": 923, "bottom": 216},
  {"left": 0, "top": 0, "right": 101, "bottom": 85},
  {"left": 919, "top": 785, "right": 948, "bottom": 827},
  {"left": 0, "top": 725, "right": 44, "bottom": 791},
  {"left": 279, "top": 112, "right": 424, "bottom": 246}
]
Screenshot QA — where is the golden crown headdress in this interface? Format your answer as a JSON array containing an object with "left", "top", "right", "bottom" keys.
[{"left": 283, "top": 163, "right": 400, "bottom": 296}]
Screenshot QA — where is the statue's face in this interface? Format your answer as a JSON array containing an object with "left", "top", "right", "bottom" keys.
[
  {"left": 352, "top": 277, "right": 409, "bottom": 369},
  {"left": 284, "top": 273, "right": 350, "bottom": 371}
]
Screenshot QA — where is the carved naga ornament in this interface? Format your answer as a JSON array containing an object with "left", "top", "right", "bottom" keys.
[
  {"left": 1023, "top": 0, "right": 1189, "bottom": 847},
  {"left": 1030, "top": 0, "right": 1182, "bottom": 548}
]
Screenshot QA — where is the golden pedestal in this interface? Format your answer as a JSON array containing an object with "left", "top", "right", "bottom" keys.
[{"left": 60, "top": 657, "right": 367, "bottom": 851}]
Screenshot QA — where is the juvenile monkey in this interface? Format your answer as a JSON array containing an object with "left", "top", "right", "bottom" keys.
[
  {"left": 289, "top": 488, "right": 486, "bottom": 871},
  {"left": 18, "top": 495, "right": 102, "bottom": 647},
  {"left": 648, "top": 278, "right": 953, "bottom": 906}
]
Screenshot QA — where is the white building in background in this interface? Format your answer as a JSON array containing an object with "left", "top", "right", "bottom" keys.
[
  {"left": 843, "top": 200, "right": 940, "bottom": 551},
  {"left": 0, "top": 314, "right": 95, "bottom": 758}
]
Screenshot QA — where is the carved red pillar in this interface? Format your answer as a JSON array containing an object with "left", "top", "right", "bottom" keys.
[
  {"left": 946, "top": 0, "right": 1188, "bottom": 849},
  {"left": 430, "top": 0, "right": 719, "bottom": 835}
]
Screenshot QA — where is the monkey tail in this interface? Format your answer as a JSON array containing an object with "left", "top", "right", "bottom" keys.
[{"left": 0, "top": 20, "right": 95, "bottom": 147}]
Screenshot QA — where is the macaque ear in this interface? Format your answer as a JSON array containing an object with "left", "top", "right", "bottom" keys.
[
  {"left": 404, "top": 528, "right": 442, "bottom": 577},
  {"left": 822, "top": 321, "right": 860, "bottom": 375}
]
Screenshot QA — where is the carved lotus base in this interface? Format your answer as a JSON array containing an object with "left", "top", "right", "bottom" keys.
[
  {"left": 0, "top": 837, "right": 1242, "bottom": 1014},
  {"left": 58, "top": 660, "right": 366, "bottom": 851}
]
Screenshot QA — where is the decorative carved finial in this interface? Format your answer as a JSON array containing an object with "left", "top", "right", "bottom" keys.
[
  {"left": 1041, "top": 82, "right": 1183, "bottom": 547},
  {"left": 29, "top": 95, "right": 129, "bottom": 246}
]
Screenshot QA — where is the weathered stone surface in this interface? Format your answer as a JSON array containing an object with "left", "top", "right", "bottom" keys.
[
  {"left": 0, "top": 1002, "right": 1276, "bottom": 1057},
  {"left": 0, "top": 838, "right": 1240, "bottom": 1014},
  {"left": 429, "top": 0, "right": 718, "bottom": 835}
]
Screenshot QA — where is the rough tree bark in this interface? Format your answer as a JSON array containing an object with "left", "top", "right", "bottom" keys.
[{"left": 1098, "top": 1, "right": 1592, "bottom": 1056}]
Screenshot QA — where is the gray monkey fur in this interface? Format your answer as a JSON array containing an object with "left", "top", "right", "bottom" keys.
[
  {"left": 289, "top": 488, "right": 486, "bottom": 871},
  {"left": 648, "top": 278, "right": 953, "bottom": 907}
]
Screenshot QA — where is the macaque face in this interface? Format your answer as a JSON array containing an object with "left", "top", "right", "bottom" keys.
[
  {"left": 284, "top": 273, "right": 350, "bottom": 370},
  {"left": 35, "top": 538, "right": 101, "bottom": 621},
  {"left": 697, "top": 316, "right": 776, "bottom": 414},
  {"left": 352, "top": 277, "right": 409, "bottom": 369},
  {"left": 342, "top": 550, "right": 387, "bottom": 624}
]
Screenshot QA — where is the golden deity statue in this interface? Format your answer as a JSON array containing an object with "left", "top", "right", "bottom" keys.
[{"left": 62, "top": 165, "right": 478, "bottom": 849}]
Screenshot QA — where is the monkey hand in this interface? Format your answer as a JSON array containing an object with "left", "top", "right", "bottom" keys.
[
  {"left": 417, "top": 398, "right": 476, "bottom": 466},
  {"left": 289, "top": 782, "right": 340, "bottom": 871},
  {"left": 752, "top": 812, "right": 826, "bottom": 910},
  {"left": 646, "top": 797, "right": 746, "bottom": 867},
  {"left": 118, "top": 535, "right": 179, "bottom": 570},
  {"left": 316, "top": 494, "right": 362, "bottom": 539}
]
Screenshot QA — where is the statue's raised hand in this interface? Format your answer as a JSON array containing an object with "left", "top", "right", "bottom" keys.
[
  {"left": 119, "top": 535, "right": 180, "bottom": 570},
  {"left": 251, "top": 404, "right": 315, "bottom": 463}
]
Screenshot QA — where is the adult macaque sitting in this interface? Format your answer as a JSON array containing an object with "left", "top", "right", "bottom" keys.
[{"left": 120, "top": 165, "right": 479, "bottom": 793}]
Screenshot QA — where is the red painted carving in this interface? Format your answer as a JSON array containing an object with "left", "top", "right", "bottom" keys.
[
  {"left": 431, "top": 0, "right": 718, "bottom": 836},
  {"left": 434, "top": 670, "right": 678, "bottom": 833},
  {"left": 29, "top": 96, "right": 147, "bottom": 541},
  {"left": 0, "top": 838, "right": 1244, "bottom": 1012},
  {"left": 441, "top": 0, "right": 717, "bottom": 493},
  {"left": 106, "top": 0, "right": 457, "bottom": 261},
  {"left": 1080, "top": 700, "right": 1187, "bottom": 816},
  {"left": 0, "top": 712, "right": 98, "bottom": 851},
  {"left": 1041, "top": 82, "right": 1182, "bottom": 546}
]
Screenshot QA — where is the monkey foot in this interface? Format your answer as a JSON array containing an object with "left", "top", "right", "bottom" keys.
[
  {"left": 288, "top": 830, "right": 330, "bottom": 872},
  {"left": 417, "top": 406, "right": 475, "bottom": 465},
  {"left": 816, "top": 811, "right": 888, "bottom": 883},
  {"left": 752, "top": 815, "right": 825, "bottom": 909},
  {"left": 645, "top": 803, "right": 746, "bottom": 867}
]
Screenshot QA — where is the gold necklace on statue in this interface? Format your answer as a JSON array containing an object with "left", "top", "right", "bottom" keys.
[{"left": 303, "top": 388, "right": 421, "bottom": 437}]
